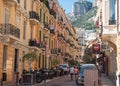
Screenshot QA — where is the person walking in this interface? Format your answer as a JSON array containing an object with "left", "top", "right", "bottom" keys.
[
  {"left": 74, "top": 66, "right": 78, "bottom": 78},
  {"left": 98, "top": 64, "right": 103, "bottom": 77},
  {"left": 69, "top": 65, "right": 74, "bottom": 80}
]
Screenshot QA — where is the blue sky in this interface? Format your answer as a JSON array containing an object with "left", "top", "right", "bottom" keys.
[{"left": 58, "top": 0, "right": 94, "bottom": 14}]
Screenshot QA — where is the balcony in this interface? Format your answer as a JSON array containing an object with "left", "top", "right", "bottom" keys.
[
  {"left": 109, "top": 20, "right": 116, "bottom": 25},
  {"left": 44, "top": 23, "right": 50, "bottom": 30},
  {"left": 49, "top": 9, "right": 56, "bottom": 19},
  {"left": 4, "top": 0, "right": 19, "bottom": 5},
  {"left": 29, "top": 11, "right": 40, "bottom": 24},
  {"left": 50, "top": 30, "right": 55, "bottom": 34},
  {"left": 28, "top": 39, "right": 46, "bottom": 49},
  {"left": 51, "top": 48, "right": 61, "bottom": 54},
  {"left": 57, "top": 34, "right": 66, "bottom": 42},
  {"left": 51, "top": 49, "right": 57, "bottom": 54},
  {"left": 0, "top": 23, "right": 20, "bottom": 39}
]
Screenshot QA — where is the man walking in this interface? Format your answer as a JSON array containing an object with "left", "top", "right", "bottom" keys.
[{"left": 69, "top": 65, "right": 74, "bottom": 80}]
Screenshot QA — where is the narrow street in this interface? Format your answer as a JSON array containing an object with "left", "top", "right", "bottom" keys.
[
  {"left": 4, "top": 73, "right": 115, "bottom": 86},
  {"left": 38, "top": 75, "right": 77, "bottom": 86}
]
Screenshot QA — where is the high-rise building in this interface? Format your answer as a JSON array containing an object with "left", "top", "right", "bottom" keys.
[{"left": 72, "top": 0, "right": 92, "bottom": 16}]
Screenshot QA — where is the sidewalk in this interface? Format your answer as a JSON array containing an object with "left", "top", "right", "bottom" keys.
[{"left": 99, "top": 74, "right": 115, "bottom": 86}]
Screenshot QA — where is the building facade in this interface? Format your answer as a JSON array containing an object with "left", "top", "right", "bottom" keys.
[{"left": 0, "top": 0, "right": 79, "bottom": 83}]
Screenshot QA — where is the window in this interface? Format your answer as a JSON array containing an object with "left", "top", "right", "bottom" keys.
[
  {"left": 51, "top": 40, "right": 53, "bottom": 49},
  {"left": 39, "top": 31, "right": 42, "bottom": 42},
  {"left": 14, "top": 49, "right": 19, "bottom": 72},
  {"left": 22, "top": 51, "right": 25, "bottom": 70},
  {"left": 40, "top": 9, "right": 42, "bottom": 22},
  {"left": 38, "top": 54, "right": 41, "bottom": 68},
  {"left": 42, "top": 55, "right": 44, "bottom": 68},
  {"left": 24, "top": 0, "right": 27, "bottom": 10},
  {"left": 109, "top": 0, "right": 116, "bottom": 25},
  {"left": 23, "top": 21, "right": 27, "bottom": 39},
  {"left": 16, "top": 16, "right": 20, "bottom": 28},
  {"left": 49, "top": 39, "right": 51, "bottom": 49},
  {"left": 5, "top": 8, "right": 10, "bottom": 24},
  {"left": 30, "top": 26, "right": 33, "bottom": 39},
  {"left": 31, "top": 0, "right": 33, "bottom": 11},
  {"left": 3, "top": 45, "right": 8, "bottom": 70},
  {"left": 17, "top": 0, "right": 20, "bottom": 3},
  {"left": 43, "top": 13, "right": 45, "bottom": 24}
]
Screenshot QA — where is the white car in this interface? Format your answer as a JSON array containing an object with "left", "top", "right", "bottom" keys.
[{"left": 59, "top": 64, "right": 69, "bottom": 74}]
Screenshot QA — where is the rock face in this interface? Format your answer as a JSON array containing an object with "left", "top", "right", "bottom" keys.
[
  {"left": 72, "top": 0, "right": 92, "bottom": 16},
  {"left": 68, "top": 6, "right": 97, "bottom": 29}
]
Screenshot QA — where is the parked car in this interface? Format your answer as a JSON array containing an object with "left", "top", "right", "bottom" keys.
[
  {"left": 59, "top": 64, "right": 69, "bottom": 75},
  {"left": 76, "top": 64, "right": 96, "bottom": 85}
]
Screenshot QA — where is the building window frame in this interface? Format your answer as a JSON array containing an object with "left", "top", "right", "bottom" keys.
[
  {"left": 40, "top": 9, "right": 42, "bottom": 22},
  {"left": 24, "top": 0, "right": 27, "bottom": 10},
  {"left": 23, "top": 21, "right": 27, "bottom": 40},
  {"left": 14, "top": 49, "right": 19, "bottom": 72},
  {"left": 2, "top": 45, "right": 8, "bottom": 71},
  {"left": 4, "top": 8, "right": 10, "bottom": 24},
  {"left": 109, "top": 0, "right": 116, "bottom": 25},
  {"left": 30, "top": 26, "right": 33, "bottom": 39}
]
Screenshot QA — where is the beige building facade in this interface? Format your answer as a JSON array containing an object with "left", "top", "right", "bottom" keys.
[
  {"left": 97, "top": 0, "right": 119, "bottom": 85},
  {"left": 0, "top": 0, "right": 79, "bottom": 83}
]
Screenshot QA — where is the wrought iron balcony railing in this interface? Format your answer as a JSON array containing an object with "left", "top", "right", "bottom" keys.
[
  {"left": 0, "top": 23, "right": 20, "bottom": 38},
  {"left": 29, "top": 39, "right": 46, "bottom": 48},
  {"left": 57, "top": 34, "right": 66, "bottom": 41},
  {"left": 29, "top": 11, "right": 40, "bottom": 22},
  {"left": 109, "top": 20, "right": 116, "bottom": 25},
  {"left": 44, "top": 23, "right": 50, "bottom": 30},
  {"left": 51, "top": 48, "right": 61, "bottom": 54},
  {"left": 50, "top": 29, "right": 55, "bottom": 34}
]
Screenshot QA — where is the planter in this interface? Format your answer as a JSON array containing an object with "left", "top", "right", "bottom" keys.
[{"left": 21, "top": 73, "right": 36, "bottom": 85}]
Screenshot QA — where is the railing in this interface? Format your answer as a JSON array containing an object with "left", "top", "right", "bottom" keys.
[
  {"left": 50, "top": 30, "right": 55, "bottom": 34},
  {"left": 49, "top": 9, "right": 56, "bottom": 19},
  {"left": 29, "top": 11, "right": 40, "bottom": 22},
  {"left": 29, "top": 39, "right": 46, "bottom": 48},
  {"left": 44, "top": 23, "right": 50, "bottom": 30},
  {"left": 109, "top": 20, "right": 116, "bottom": 25},
  {"left": 51, "top": 48, "right": 61, "bottom": 54},
  {"left": 0, "top": 24, "right": 20, "bottom": 38},
  {"left": 57, "top": 34, "right": 66, "bottom": 41}
]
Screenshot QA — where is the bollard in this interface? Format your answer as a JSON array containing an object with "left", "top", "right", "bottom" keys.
[{"left": 1, "top": 78, "right": 3, "bottom": 86}]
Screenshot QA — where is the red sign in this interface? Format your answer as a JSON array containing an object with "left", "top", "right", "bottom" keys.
[
  {"left": 93, "top": 44, "right": 100, "bottom": 54},
  {"left": 93, "top": 44, "right": 99, "bottom": 51}
]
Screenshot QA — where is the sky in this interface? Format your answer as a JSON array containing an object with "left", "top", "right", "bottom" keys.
[{"left": 58, "top": 0, "right": 94, "bottom": 14}]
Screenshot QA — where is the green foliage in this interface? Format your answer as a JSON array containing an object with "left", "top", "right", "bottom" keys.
[
  {"left": 82, "top": 55, "right": 91, "bottom": 63},
  {"left": 22, "top": 52, "right": 37, "bottom": 62},
  {"left": 71, "top": 6, "right": 98, "bottom": 30},
  {"left": 68, "top": 59, "right": 79, "bottom": 66},
  {"left": 68, "top": 59, "right": 74, "bottom": 66},
  {"left": 52, "top": 59, "right": 60, "bottom": 66}
]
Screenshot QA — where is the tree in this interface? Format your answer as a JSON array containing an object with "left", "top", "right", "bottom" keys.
[
  {"left": 22, "top": 52, "right": 37, "bottom": 71},
  {"left": 82, "top": 55, "right": 91, "bottom": 63},
  {"left": 52, "top": 59, "right": 60, "bottom": 66}
]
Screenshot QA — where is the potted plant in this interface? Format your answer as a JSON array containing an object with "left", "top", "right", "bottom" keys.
[{"left": 21, "top": 51, "right": 37, "bottom": 85}]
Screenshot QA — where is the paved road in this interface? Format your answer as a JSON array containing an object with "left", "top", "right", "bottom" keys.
[{"left": 37, "top": 75, "right": 78, "bottom": 86}]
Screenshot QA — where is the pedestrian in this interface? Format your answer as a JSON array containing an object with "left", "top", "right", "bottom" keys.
[
  {"left": 74, "top": 66, "right": 78, "bottom": 78},
  {"left": 98, "top": 64, "right": 103, "bottom": 77},
  {"left": 69, "top": 65, "right": 74, "bottom": 80}
]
